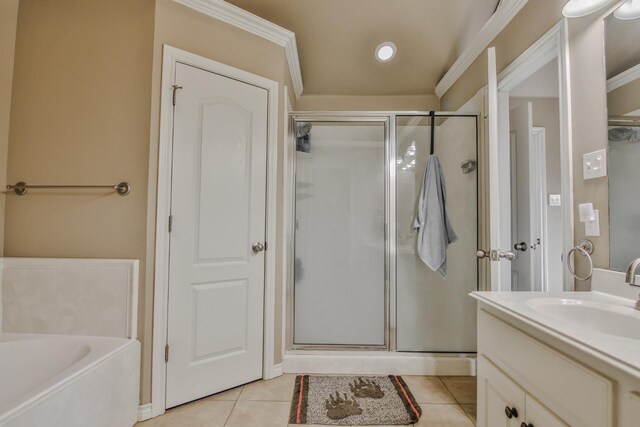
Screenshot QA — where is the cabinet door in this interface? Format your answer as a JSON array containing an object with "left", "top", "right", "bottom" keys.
[
  {"left": 478, "top": 355, "right": 526, "bottom": 427},
  {"left": 524, "top": 395, "right": 568, "bottom": 427}
]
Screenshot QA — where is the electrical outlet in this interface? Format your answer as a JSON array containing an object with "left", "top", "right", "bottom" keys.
[
  {"left": 548, "top": 194, "right": 562, "bottom": 206},
  {"left": 585, "top": 209, "right": 600, "bottom": 237},
  {"left": 583, "top": 149, "right": 607, "bottom": 180}
]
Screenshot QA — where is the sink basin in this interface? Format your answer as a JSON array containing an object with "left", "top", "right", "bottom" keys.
[{"left": 525, "top": 298, "right": 640, "bottom": 340}]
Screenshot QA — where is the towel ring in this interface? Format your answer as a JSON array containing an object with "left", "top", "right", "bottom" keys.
[{"left": 567, "top": 240, "right": 594, "bottom": 281}]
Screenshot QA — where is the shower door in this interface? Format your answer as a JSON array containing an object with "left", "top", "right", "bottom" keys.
[
  {"left": 395, "top": 115, "right": 478, "bottom": 352},
  {"left": 292, "top": 118, "right": 388, "bottom": 348}
]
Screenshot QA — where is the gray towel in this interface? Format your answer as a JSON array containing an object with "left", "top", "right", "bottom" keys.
[{"left": 413, "top": 154, "right": 458, "bottom": 277}]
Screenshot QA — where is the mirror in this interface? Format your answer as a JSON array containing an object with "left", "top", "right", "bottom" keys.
[{"left": 605, "top": 14, "right": 640, "bottom": 272}]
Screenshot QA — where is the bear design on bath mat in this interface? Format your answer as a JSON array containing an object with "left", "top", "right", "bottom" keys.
[
  {"left": 325, "top": 391, "right": 363, "bottom": 420},
  {"left": 349, "top": 377, "right": 385, "bottom": 399}
]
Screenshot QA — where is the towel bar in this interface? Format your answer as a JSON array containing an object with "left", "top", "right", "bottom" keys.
[{"left": 6, "top": 181, "right": 131, "bottom": 196}]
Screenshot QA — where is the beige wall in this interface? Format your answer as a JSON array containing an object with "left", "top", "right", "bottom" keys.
[
  {"left": 296, "top": 94, "right": 439, "bottom": 111},
  {"left": 148, "top": 0, "right": 294, "bottom": 404},
  {"left": 6, "top": 0, "right": 156, "bottom": 400},
  {"left": 0, "top": 0, "right": 20, "bottom": 257},
  {"left": 5, "top": 0, "right": 295, "bottom": 406},
  {"left": 567, "top": 14, "right": 614, "bottom": 287},
  {"left": 608, "top": 78, "right": 640, "bottom": 116}
]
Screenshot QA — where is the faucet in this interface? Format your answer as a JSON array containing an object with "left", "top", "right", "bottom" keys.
[{"left": 626, "top": 258, "right": 640, "bottom": 310}]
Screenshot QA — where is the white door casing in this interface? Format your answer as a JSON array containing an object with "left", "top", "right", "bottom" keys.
[
  {"left": 152, "top": 46, "right": 279, "bottom": 417},
  {"left": 165, "top": 62, "right": 268, "bottom": 408},
  {"left": 510, "top": 103, "right": 533, "bottom": 291}
]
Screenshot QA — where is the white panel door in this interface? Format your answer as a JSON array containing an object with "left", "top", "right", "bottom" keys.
[
  {"left": 510, "top": 103, "right": 534, "bottom": 291},
  {"left": 166, "top": 62, "right": 268, "bottom": 408}
]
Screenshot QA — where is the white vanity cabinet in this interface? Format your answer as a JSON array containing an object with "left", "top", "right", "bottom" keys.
[
  {"left": 476, "top": 306, "right": 616, "bottom": 427},
  {"left": 479, "top": 355, "right": 567, "bottom": 427}
]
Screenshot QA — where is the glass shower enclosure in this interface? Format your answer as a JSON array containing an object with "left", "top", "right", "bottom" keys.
[{"left": 289, "top": 113, "right": 478, "bottom": 353}]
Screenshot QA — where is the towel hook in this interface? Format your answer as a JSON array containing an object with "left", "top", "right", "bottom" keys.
[{"left": 429, "top": 111, "right": 436, "bottom": 155}]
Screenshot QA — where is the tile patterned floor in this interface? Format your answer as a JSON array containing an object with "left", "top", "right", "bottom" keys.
[{"left": 136, "top": 374, "right": 477, "bottom": 427}]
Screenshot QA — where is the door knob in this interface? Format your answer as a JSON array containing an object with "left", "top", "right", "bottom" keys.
[
  {"left": 514, "top": 242, "right": 528, "bottom": 252},
  {"left": 476, "top": 249, "right": 489, "bottom": 259},
  {"left": 505, "top": 406, "right": 519, "bottom": 419},
  {"left": 251, "top": 242, "right": 265, "bottom": 253},
  {"left": 500, "top": 251, "right": 516, "bottom": 261}
]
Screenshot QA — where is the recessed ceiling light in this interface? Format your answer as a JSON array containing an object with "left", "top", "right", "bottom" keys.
[
  {"left": 375, "top": 42, "right": 396, "bottom": 63},
  {"left": 562, "top": 0, "right": 615, "bottom": 18},
  {"left": 615, "top": 0, "right": 640, "bottom": 19}
]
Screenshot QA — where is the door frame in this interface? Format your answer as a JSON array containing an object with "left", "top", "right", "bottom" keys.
[
  {"left": 490, "top": 20, "right": 574, "bottom": 291},
  {"left": 151, "top": 45, "right": 279, "bottom": 417}
]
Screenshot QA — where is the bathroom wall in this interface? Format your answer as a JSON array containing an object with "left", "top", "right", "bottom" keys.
[
  {"left": 0, "top": 0, "right": 20, "bottom": 258},
  {"left": 5, "top": 0, "right": 296, "bottom": 405},
  {"left": 149, "top": 0, "right": 295, "bottom": 403},
  {"left": 567, "top": 14, "right": 613, "bottom": 286},
  {"left": 296, "top": 95, "right": 439, "bottom": 111},
  {"left": 441, "top": 0, "right": 623, "bottom": 287},
  {"left": 5, "top": 0, "right": 155, "bottom": 402}
]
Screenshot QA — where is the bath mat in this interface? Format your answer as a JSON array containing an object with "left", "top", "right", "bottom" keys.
[{"left": 289, "top": 375, "right": 422, "bottom": 425}]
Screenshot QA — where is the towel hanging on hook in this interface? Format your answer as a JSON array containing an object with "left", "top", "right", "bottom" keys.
[{"left": 430, "top": 111, "right": 436, "bottom": 155}]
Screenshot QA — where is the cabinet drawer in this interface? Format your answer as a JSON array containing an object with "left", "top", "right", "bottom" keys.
[{"left": 478, "top": 308, "right": 613, "bottom": 427}]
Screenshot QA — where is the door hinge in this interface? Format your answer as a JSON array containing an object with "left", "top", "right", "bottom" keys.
[
  {"left": 165, "top": 344, "right": 170, "bottom": 363},
  {"left": 172, "top": 84, "right": 183, "bottom": 106},
  {"left": 168, "top": 215, "right": 173, "bottom": 233}
]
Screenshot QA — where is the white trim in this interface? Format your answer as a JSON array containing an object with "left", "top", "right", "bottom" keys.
[
  {"left": 531, "top": 127, "right": 548, "bottom": 292},
  {"left": 272, "top": 363, "right": 284, "bottom": 377},
  {"left": 607, "top": 62, "right": 640, "bottom": 92},
  {"left": 173, "top": 0, "right": 303, "bottom": 98},
  {"left": 495, "top": 20, "right": 575, "bottom": 291},
  {"left": 436, "top": 0, "right": 529, "bottom": 98},
  {"left": 151, "top": 45, "right": 280, "bottom": 418},
  {"left": 137, "top": 404, "right": 152, "bottom": 422},
  {"left": 281, "top": 85, "right": 291, "bottom": 361},
  {"left": 283, "top": 352, "right": 476, "bottom": 376}
]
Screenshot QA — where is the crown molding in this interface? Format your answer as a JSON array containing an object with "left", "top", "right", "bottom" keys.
[
  {"left": 435, "top": 0, "right": 529, "bottom": 98},
  {"left": 607, "top": 62, "right": 640, "bottom": 93},
  {"left": 174, "top": 0, "right": 303, "bottom": 98}
]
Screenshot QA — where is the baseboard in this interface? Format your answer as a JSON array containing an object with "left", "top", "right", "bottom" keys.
[
  {"left": 272, "top": 363, "right": 283, "bottom": 377},
  {"left": 283, "top": 352, "right": 477, "bottom": 376},
  {"left": 137, "top": 403, "right": 152, "bottom": 422}
]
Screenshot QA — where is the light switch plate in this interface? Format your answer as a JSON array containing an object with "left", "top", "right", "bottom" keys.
[
  {"left": 583, "top": 149, "right": 607, "bottom": 180},
  {"left": 585, "top": 209, "right": 600, "bottom": 237},
  {"left": 548, "top": 194, "right": 562, "bottom": 206}
]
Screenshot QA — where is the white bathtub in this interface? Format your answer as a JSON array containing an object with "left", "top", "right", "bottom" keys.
[{"left": 0, "top": 333, "right": 140, "bottom": 427}]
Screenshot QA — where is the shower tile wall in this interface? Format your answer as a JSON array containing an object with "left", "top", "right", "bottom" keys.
[{"left": 396, "top": 116, "right": 478, "bottom": 352}]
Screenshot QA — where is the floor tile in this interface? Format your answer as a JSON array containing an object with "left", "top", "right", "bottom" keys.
[
  {"left": 402, "top": 376, "right": 457, "bottom": 404},
  {"left": 136, "top": 400, "right": 235, "bottom": 427},
  {"left": 207, "top": 385, "right": 243, "bottom": 401},
  {"left": 226, "top": 401, "right": 291, "bottom": 427},
  {"left": 414, "top": 404, "right": 475, "bottom": 427},
  {"left": 239, "top": 374, "right": 296, "bottom": 402},
  {"left": 440, "top": 376, "right": 477, "bottom": 405},
  {"left": 461, "top": 405, "right": 477, "bottom": 425}
]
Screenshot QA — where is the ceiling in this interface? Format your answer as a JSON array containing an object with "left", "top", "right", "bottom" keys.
[{"left": 225, "top": 0, "right": 501, "bottom": 96}]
